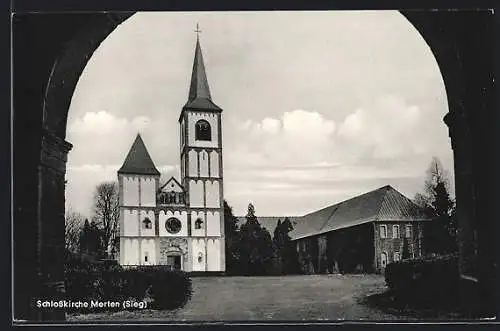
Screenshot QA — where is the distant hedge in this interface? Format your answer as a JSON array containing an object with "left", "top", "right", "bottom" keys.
[
  {"left": 384, "top": 253, "right": 460, "bottom": 308},
  {"left": 64, "top": 257, "right": 192, "bottom": 313}
]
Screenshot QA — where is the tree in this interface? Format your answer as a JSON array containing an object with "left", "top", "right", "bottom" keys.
[
  {"left": 414, "top": 157, "right": 457, "bottom": 255},
  {"left": 238, "top": 203, "right": 274, "bottom": 275},
  {"left": 65, "top": 209, "right": 85, "bottom": 253},
  {"left": 272, "top": 217, "right": 299, "bottom": 275},
  {"left": 92, "top": 182, "right": 120, "bottom": 258},
  {"left": 78, "top": 219, "right": 105, "bottom": 258},
  {"left": 224, "top": 200, "right": 241, "bottom": 275}
]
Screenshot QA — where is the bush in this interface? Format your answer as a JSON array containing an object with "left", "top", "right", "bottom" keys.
[
  {"left": 384, "top": 253, "right": 460, "bottom": 308},
  {"left": 137, "top": 266, "right": 193, "bottom": 310},
  {"left": 64, "top": 258, "right": 192, "bottom": 313}
]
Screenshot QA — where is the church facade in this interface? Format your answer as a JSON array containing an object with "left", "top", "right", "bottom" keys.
[{"left": 117, "top": 36, "right": 225, "bottom": 273}]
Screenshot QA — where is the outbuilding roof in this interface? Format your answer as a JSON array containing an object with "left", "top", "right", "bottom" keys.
[{"left": 289, "top": 185, "right": 430, "bottom": 240}]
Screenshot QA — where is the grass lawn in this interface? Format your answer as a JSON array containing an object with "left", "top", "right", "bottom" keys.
[{"left": 68, "top": 274, "right": 414, "bottom": 322}]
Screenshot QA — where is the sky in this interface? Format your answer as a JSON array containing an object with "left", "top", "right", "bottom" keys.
[{"left": 66, "top": 11, "right": 454, "bottom": 218}]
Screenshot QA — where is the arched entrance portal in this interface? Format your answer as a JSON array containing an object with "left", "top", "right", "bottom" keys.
[
  {"left": 164, "top": 251, "right": 183, "bottom": 271},
  {"left": 12, "top": 10, "right": 496, "bottom": 321}
]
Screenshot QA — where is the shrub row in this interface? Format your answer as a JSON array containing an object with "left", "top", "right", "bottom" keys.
[
  {"left": 64, "top": 258, "right": 192, "bottom": 313},
  {"left": 384, "top": 253, "right": 460, "bottom": 308}
]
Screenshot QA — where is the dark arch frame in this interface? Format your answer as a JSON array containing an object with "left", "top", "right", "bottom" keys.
[{"left": 12, "top": 10, "right": 497, "bottom": 321}]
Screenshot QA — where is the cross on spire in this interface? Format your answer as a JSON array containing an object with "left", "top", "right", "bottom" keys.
[{"left": 195, "top": 23, "right": 202, "bottom": 38}]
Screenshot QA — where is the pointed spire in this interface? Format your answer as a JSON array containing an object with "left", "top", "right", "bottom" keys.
[
  {"left": 184, "top": 26, "right": 221, "bottom": 111},
  {"left": 118, "top": 134, "right": 160, "bottom": 176},
  {"left": 188, "top": 31, "right": 212, "bottom": 102}
]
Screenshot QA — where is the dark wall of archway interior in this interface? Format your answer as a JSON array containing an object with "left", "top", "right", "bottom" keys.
[{"left": 12, "top": 11, "right": 497, "bottom": 321}]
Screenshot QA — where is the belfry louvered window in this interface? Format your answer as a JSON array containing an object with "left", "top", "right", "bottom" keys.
[{"left": 195, "top": 120, "right": 211, "bottom": 141}]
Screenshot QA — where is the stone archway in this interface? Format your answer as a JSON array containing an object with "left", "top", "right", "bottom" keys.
[{"left": 12, "top": 10, "right": 496, "bottom": 321}]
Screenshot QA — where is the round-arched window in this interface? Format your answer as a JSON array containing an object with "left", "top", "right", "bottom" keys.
[
  {"left": 195, "top": 119, "right": 211, "bottom": 141},
  {"left": 142, "top": 217, "right": 152, "bottom": 229},
  {"left": 194, "top": 218, "right": 203, "bottom": 229},
  {"left": 165, "top": 217, "right": 182, "bottom": 234}
]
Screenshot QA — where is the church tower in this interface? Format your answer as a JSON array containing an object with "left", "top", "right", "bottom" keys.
[
  {"left": 179, "top": 33, "right": 225, "bottom": 272},
  {"left": 117, "top": 134, "right": 160, "bottom": 266}
]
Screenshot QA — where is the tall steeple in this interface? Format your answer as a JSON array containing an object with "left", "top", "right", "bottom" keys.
[
  {"left": 188, "top": 35, "right": 212, "bottom": 102},
  {"left": 184, "top": 25, "right": 221, "bottom": 111}
]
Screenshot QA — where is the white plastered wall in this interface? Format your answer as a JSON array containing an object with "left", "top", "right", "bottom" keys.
[
  {"left": 140, "top": 177, "right": 156, "bottom": 207},
  {"left": 123, "top": 238, "right": 139, "bottom": 265},
  {"left": 206, "top": 211, "right": 221, "bottom": 236},
  {"left": 140, "top": 238, "right": 156, "bottom": 265},
  {"left": 189, "top": 180, "right": 204, "bottom": 207},
  {"left": 199, "top": 150, "right": 209, "bottom": 177},
  {"left": 123, "top": 209, "right": 139, "bottom": 236},
  {"left": 123, "top": 176, "right": 139, "bottom": 206},
  {"left": 207, "top": 239, "right": 221, "bottom": 271},
  {"left": 191, "top": 238, "right": 206, "bottom": 272},
  {"left": 205, "top": 181, "right": 220, "bottom": 208},
  {"left": 209, "top": 151, "right": 219, "bottom": 178}
]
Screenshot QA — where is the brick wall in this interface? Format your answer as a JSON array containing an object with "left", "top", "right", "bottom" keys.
[
  {"left": 295, "top": 223, "right": 375, "bottom": 274},
  {"left": 373, "top": 221, "right": 425, "bottom": 273}
]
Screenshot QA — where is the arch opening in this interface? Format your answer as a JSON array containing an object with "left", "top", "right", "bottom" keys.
[{"left": 14, "top": 9, "right": 496, "bottom": 321}]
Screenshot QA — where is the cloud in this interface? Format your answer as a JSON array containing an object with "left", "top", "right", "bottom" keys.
[
  {"left": 227, "top": 109, "right": 337, "bottom": 169},
  {"left": 220, "top": 95, "right": 454, "bottom": 215},
  {"left": 337, "top": 95, "right": 447, "bottom": 160},
  {"left": 66, "top": 111, "right": 156, "bottom": 167},
  {"left": 282, "top": 110, "right": 336, "bottom": 136},
  {"left": 69, "top": 111, "right": 150, "bottom": 135}
]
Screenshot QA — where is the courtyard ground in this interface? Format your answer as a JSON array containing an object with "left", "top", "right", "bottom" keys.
[{"left": 68, "top": 274, "right": 414, "bottom": 322}]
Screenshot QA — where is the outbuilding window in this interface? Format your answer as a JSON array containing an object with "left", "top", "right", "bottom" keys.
[
  {"left": 380, "top": 225, "right": 387, "bottom": 239},
  {"left": 392, "top": 225, "right": 400, "bottom": 239},
  {"left": 405, "top": 225, "right": 412, "bottom": 238}
]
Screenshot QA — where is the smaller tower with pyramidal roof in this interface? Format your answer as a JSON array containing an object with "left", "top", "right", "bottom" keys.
[{"left": 118, "top": 133, "right": 160, "bottom": 266}]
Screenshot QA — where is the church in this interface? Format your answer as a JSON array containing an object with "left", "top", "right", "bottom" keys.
[{"left": 116, "top": 34, "right": 225, "bottom": 273}]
